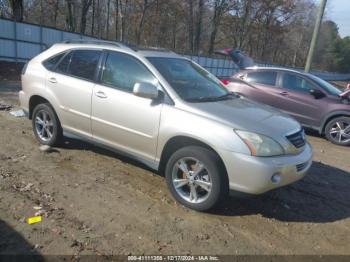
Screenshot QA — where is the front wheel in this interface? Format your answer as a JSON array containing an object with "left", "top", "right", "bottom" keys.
[
  {"left": 165, "top": 146, "right": 228, "bottom": 211},
  {"left": 325, "top": 116, "right": 350, "bottom": 146}
]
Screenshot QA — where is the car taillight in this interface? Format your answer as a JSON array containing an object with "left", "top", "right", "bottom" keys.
[{"left": 221, "top": 79, "right": 230, "bottom": 85}]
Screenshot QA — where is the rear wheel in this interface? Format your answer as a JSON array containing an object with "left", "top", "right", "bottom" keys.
[
  {"left": 165, "top": 146, "right": 228, "bottom": 211},
  {"left": 32, "top": 103, "right": 63, "bottom": 146},
  {"left": 325, "top": 116, "right": 350, "bottom": 146}
]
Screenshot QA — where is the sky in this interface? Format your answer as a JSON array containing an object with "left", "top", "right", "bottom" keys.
[{"left": 326, "top": 0, "right": 350, "bottom": 37}]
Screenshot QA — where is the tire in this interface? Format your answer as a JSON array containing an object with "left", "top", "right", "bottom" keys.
[
  {"left": 325, "top": 116, "right": 350, "bottom": 146},
  {"left": 32, "top": 103, "right": 63, "bottom": 146},
  {"left": 165, "top": 146, "right": 228, "bottom": 211}
]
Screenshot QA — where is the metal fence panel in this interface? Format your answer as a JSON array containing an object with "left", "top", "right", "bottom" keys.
[
  {"left": 0, "top": 39, "right": 15, "bottom": 58},
  {"left": 17, "top": 42, "right": 41, "bottom": 59},
  {"left": 0, "top": 19, "right": 14, "bottom": 38},
  {"left": 43, "top": 28, "right": 64, "bottom": 46},
  {"left": 16, "top": 23, "right": 40, "bottom": 43}
]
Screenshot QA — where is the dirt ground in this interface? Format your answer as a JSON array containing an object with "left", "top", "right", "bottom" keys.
[{"left": 1, "top": 83, "right": 350, "bottom": 258}]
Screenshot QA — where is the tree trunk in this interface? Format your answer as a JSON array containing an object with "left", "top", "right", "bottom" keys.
[
  {"left": 120, "top": 0, "right": 128, "bottom": 42},
  {"left": 194, "top": 0, "right": 204, "bottom": 54},
  {"left": 40, "top": 0, "right": 43, "bottom": 25},
  {"left": 136, "top": 0, "right": 153, "bottom": 45},
  {"left": 80, "top": 0, "right": 93, "bottom": 35},
  {"left": 9, "top": 0, "right": 24, "bottom": 22},
  {"left": 172, "top": 9, "right": 177, "bottom": 50},
  {"left": 96, "top": 0, "right": 102, "bottom": 38},
  {"left": 208, "top": 0, "right": 227, "bottom": 55},
  {"left": 115, "top": 0, "right": 119, "bottom": 40},
  {"left": 187, "top": 0, "right": 194, "bottom": 53},
  {"left": 208, "top": 25, "right": 218, "bottom": 55},
  {"left": 106, "top": 0, "right": 111, "bottom": 39},
  {"left": 91, "top": 0, "right": 95, "bottom": 36},
  {"left": 54, "top": 0, "right": 59, "bottom": 27},
  {"left": 66, "top": 0, "right": 76, "bottom": 32}
]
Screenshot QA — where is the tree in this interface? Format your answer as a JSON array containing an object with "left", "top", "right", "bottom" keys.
[
  {"left": 186, "top": 0, "right": 194, "bottom": 52},
  {"left": 335, "top": 37, "right": 350, "bottom": 73},
  {"left": 106, "top": 0, "right": 111, "bottom": 38},
  {"left": 9, "top": 0, "right": 23, "bottom": 21},
  {"left": 313, "top": 20, "right": 340, "bottom": 71},
  {"left": 194, "top": 0, "right": 204, "bottom": 54},
  {"left": 3, "top": 0, "right": 348, "bottom": 73},
  {"left": 208, "top": 0, "right": 230, "bottom": 55},
  {"left": 80, "top": 0, "right": 93, "bottom": 34},
  {"left": 66, "top": 0, "right": 76, "bottom": 32},
  {"left": 135, "top": 0, "right": 156, "bottom": 45}
]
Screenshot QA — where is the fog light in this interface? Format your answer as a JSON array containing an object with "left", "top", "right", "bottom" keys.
[{"left": 271, "top": 173, "right": 281, "bottom": 184}]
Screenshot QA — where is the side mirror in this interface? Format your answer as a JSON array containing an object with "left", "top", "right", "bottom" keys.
[
  {"left": 309, "top": 89, "right": 325, "bottom": 99},
  {"left": 133, "top": 82, "right": 159, "bottom": 99}
]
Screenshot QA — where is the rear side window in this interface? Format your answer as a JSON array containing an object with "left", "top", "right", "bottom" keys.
[
  {"left": 56, "top": 52, "right": 72, "bottom": 73},
  {"left": 43, "top": 52, "right": 65, "bottom": 70},
  {"left": 246, "top": 71, "right": 277, "bottom": 86},
  {"left": 68, "top": 50, "right": 101, "bottom": 81}
]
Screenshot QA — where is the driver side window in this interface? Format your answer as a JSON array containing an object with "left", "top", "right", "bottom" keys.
[
  {"left": 282, "top": 73, "right": 313, "bottom": 92},
  {"left": 101, "top": 52, "right": 157, "bottom": 92}
]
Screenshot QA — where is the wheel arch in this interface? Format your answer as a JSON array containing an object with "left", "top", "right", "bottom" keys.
[
  {"left": 29, "top": 95, "right": 54, "bottom": 119},
  {"left": 320, "top": 111, "right": 350, "bottom": 134},
  {"left": 158, "top": 136, "right": 228, "bottom": 181}
]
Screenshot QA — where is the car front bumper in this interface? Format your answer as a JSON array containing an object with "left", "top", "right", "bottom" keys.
[{"left": 219, "top": 142, "right": 313, "bottom": 195}]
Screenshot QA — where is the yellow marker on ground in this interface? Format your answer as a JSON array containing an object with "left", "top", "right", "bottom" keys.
[{"left": 27, "top": 216, "right": 42, "bottom": 224}]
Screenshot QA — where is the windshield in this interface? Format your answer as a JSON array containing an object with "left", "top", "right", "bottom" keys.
[
  {"left": 308, "top": 74, "right": 342, "bottom": 96},
  {"left": 147, "top": 57, "right": 230, "bottom": 102}
]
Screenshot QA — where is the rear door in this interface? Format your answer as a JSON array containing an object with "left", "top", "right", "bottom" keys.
[
  {"left": 242, "top": 70, "right": 283, "bottom": 106},
  {"left": 46, "top": 49, "right": 102, "bottom": 137},
  {"left": 275, "top": 72, "right": 324, "bottom": 126}
]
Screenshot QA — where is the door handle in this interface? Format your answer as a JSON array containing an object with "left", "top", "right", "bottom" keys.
[
  {"left": 48, "top": 77, "right": 57, "bottom": 83},
  {"left": 95, "top": 90, "right": 107, "bottom": 98},
  {"left": 279, "top": 91, "right": 289, "bottom": 96}
]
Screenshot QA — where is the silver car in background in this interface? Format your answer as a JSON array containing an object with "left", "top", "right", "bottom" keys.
[{"left": 19, "top": 40, "right": 313, "bottom": 211}]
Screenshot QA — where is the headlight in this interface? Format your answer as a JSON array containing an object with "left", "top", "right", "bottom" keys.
[{"left": 235, "top": 130, "right": 284, "bottom": 157}]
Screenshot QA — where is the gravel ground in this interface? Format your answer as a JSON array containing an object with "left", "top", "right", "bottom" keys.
[{"left": 0, "top": 86, "right": 350, "bottom": 258}]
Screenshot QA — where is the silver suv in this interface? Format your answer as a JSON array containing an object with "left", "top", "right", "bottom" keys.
[{"left": 19, "top": 40, "right": 313, "bottom": 211}]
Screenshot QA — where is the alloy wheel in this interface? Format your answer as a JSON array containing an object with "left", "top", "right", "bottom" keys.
[
  {"left": 171, "top": 157, "right": 212, "bottom": 204},
  {"left": 329, "top": 120, "right": 350, "bottom": 144},
  {"left": 35, "top": 110, "right": 54, "bottom": 142}
]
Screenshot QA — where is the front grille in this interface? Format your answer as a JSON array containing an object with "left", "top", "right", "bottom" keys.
[
  {"left": 286, "top": 129, "right": 306, "bottom": 148},
  {"left": 296, "top": 161, "right": 309, "bottom": 172}
]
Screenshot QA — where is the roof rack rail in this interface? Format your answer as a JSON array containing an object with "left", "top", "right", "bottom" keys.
[
  {"left": 135, "top": 46, "right": 172, "bottom": 52},
  {"left": 62, "top": 39, "right": 123, "bottom": 48},
  {"left": 61, "top": 40, "right": 173, "bottom": 53}
]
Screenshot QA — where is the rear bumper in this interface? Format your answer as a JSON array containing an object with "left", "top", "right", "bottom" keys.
[
  {"left": 19, "top": 90, "right": 29, "bottom": 117},
  {"left": 219, "top": 143, "right": 313, "bottom": 194}
]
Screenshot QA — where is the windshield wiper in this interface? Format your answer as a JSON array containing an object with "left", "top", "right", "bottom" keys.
[
  {"left": 186, "top": 92, "right": 237, "bottom": 103},
  {"left": 214, "top": 92, "right": 237, "bottom": 100}
]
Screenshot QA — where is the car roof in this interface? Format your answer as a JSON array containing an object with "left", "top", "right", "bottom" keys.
[{"left": 244, "top": 66, "right": 309, "bottom": 76}]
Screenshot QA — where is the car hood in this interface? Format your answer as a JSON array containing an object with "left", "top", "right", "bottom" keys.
[{"left": 185, "top": 97, "right": 301, "bottom": 137}]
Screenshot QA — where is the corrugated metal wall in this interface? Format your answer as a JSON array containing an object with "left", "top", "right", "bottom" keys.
[
  {"left": 0, "top": 18, "right": 349, "bottom": 80},
  {"left": 0, "top": 18, "right": 95, "bottom": 62}
]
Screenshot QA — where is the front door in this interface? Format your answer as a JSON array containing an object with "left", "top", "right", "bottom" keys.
[
  {"left": 91, "top": 51, "right": 162, "bottom": 162},
  {"left": 275, "top": 72, "right": 325, "bottom": 127}
]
